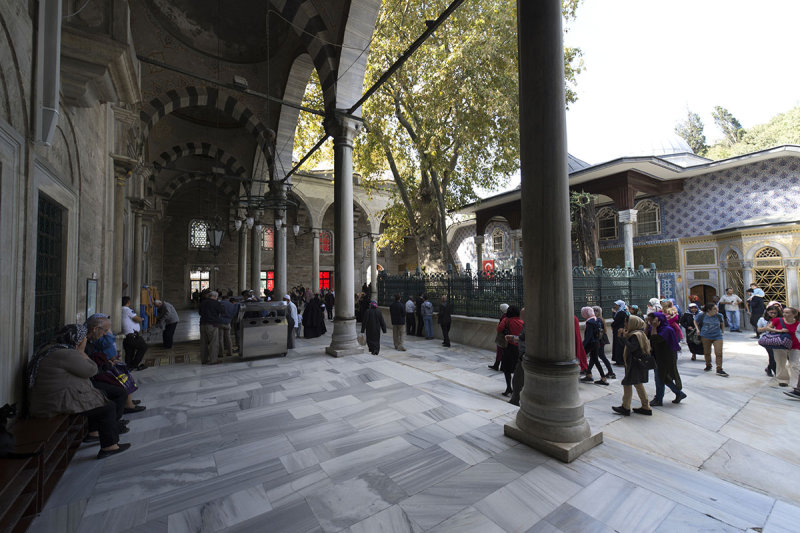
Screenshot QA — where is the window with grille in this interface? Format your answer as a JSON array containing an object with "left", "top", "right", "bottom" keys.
[
  {"left": 492, "top": 228, "right": 504, "bottom": 253},
  {"left": 260, "top": 270, "right": 274, "bottom": 292},
  {"left": 189, "top": 219, "right": 209, "bottom": 248},
  {"left": 34, "top": 195, "right": 65, "bottom": 348},
  {"left": 596, "top": 208, "right": 618, "bottom": 241},
  {"left": 634, "top": 200, "right": 660, "bottom": 236},
  {"left": 262, "top": 227, "right": 274, "bottom": 250},
  {"left": 190, "top": 270, "right": 210, "bottom": 293},
  {"left": 754, "top": 247, "right": 786, "bottom": 303},
  {"left": 320, "top": 271, "right": 331, "bottom": 290},
  {"left": 320, "top": 230, "right": 332, "bottom": 253}
]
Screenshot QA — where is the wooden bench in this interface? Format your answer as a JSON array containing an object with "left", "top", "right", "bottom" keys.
[{"left": 0, "top": 414, "right": 86, "bottom": 532}]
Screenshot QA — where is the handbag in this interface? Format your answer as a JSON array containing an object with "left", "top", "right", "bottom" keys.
[
  {"left": 758, "top": 318, "right": 794, "bottom": 350},
  {"left": 108, "top": 363, "right": 138, "bottom": 394},
  {"left": 495, "top": 321, "right": 509, "bottom": 348},
  {"left": 357, "top": 333, "right": 366, "bottom": 346}
]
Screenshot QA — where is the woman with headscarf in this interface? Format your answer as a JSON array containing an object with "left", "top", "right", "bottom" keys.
[
  {"left": 498, "top": 305, "right": 524, "bottom": 396},
  {"left": 302, "top": 294, "right": 326, "bottom": 338},
  {"left": 592, "top": 306, "right": 616, "bottom": 379},
  {"left": 748, "top": 288, "right": 767, "bottom": 338},
  {"left": 648, "top": 312, "right": 686, "bottom": 406},
  {"left": 661, "top": 300, "right": 684, "bottom": 341},
  {"left": 611, "top": 300, "right": 628, "bottom": 366},
  {"left": 361, "top": 301, "right": 387, "bottom": 355},
  {"left": 647, "top": 298, "right": 662, "bottom": 314},
  {"left": 27, "top": 325, "right": 131, "bottom": 459},
  {"left": 680, "top": 303, "right": 704, "bottom": 360},
  {"left": 582, "top": 307, "right": 609, "bottom": 386},
  {"left": 612, "top": 315, "right": 652, "bottom": 416},
  {"left": 489, "top": 303, "right": 509, "bottom": 371}
]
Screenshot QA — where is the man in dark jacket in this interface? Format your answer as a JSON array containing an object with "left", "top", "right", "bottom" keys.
[
  {"left": 199, "top": 291, "right": 225, "bottom": 364},
  {"left": 323, "top": 290, "right": 335, "bottom": 320},
  {"left": 389, "top": 294, "right": 407, "bottom": 351},
  {"left": 438, "top": 295, "right": 453, "bottom": 347},
  {"left": 361, "top": 301, "right": 387, "bottom": 355},
  {"left": 415, "top": 293, "right": 425, "bottom": 336}
]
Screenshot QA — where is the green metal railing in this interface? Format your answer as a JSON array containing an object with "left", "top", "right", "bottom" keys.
[{"left": 377, "top": 259, "right": 657, "bottom": 319}]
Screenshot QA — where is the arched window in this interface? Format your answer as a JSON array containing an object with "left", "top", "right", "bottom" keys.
[
  {"left": 491, "top": 228, "right": 504, "bottom": 253},
  {"left": 189, "top": 219, "right": 209, "bottom": 248},
  {"left": 754, "top": 246, "right": 786, "bottom": 304},
  {"left": 634, "top": 200, "right": 660, "bottom": 236},
  {"left": 262, "top": 227, "right": 274, "bottom": 250},
  {"left": 596, "top": 207, "right": 618, "bottom": 241},
  {"left": 320, "top": 230, "right": 333, "bottom": 253}
]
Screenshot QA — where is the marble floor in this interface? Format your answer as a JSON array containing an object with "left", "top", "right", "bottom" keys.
[{"left": 29, "top": 314, "right": 800, "bottom": 532}]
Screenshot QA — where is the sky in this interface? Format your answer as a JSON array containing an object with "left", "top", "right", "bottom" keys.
[{"left": 564, "top": 0, "right": 800, "bottom": 165}]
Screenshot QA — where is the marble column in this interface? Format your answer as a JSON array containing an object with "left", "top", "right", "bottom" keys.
[
  {"left": 474, "top": 234, "right": 484, "bottom": 271},
  {"left": 312, "top": 229, "right": 320, "bottom": 294},
  {"left": 132, "top": 208, "right": 143, "bottom": 310},
  {"left": 325, "top": 112, "right": 363, "bottom": 357},
  {"left": 504, "top": 0, "right": 602, "bottom": 463},
  {"left": 618, "top": 209, "right": 638, "bottom": 269},
  {"left": 743, "top": 261, "right": 754, "bottom": 292},
  {"left": 370, "top": 233, "right": 378, "bottom": 301},
  {"left": 111, "top": 162, "right": 131, "bottom": 333},
  {"left": 275, "top": 218, "right": 287, "bottom": 297},
  {"left": 238, "top": 227, "right": 248, "bottom": 294},
  {"left": 786, "top": 260, "right": 799, "bottom": 307},
  {"left": 250, "top": 226, "right": 261, "bottom": 294}
]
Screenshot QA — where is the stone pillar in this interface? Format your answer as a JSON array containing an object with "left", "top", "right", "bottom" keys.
[
  {"left": 742, "top": 261, "right": 754, "bottom": 289},
  {"left": 132, "top": 208, "right": 143, "bottom": 310},
  {"left": 618, "top": 209, "right": 638, "bottom": 269},
  {"left": 250, "top": 226, "right": 261, "bottom": 293},
  {"left": 312, "top": 229, "right": 321, "bottom": 294},
  {"left": 111, "top": 161, "right": 131, "bottom": 333},
  {"left": 504, "top": 0, "right": 602, "bottom": 463},
  {"left": 238, "top": 227, "right": 248, "bottom": 294},
  {"left": 276, "top": 217, "right": 288, "bottom": 297},
  {"left": 325, "top": 112, "right": 363, "bottom": 357},
  {"left": 786, "top": 260, "right": 799, "bottom": 307},
  {"left": 370, "top": 233, "right": 378, "bottom": 301},
  {"left": 474, "top": 234, "right": 484, "bottom": 271}
]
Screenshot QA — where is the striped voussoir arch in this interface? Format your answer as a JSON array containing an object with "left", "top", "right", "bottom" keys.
[
  {"left": 272, "top": 0, "right": 339, "bottom": 111},
  {"left": 163, "top": 174, "right": 238, "bottom": 200},
  {"left": 154, "top": 142, "right": 247, "bottom": 176},
  {"left": 140, "top": 87, "right": 276, "bottom": 159}
]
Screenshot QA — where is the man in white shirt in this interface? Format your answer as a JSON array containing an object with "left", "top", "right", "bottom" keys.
[
  {"left": 283, "top": 294, "right": 299, "bottom": 349},
  {"left": 719, "top": 288, "right": 743, "bottom": 332},
  {"left": 121, "top": 296, "right": 148, "bottom": 370}
]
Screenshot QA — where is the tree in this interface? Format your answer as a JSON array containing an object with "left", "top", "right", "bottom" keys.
[
  {"left": 674, "top": 110, "right": 707, "bottom": 156},
  {"left": 706, "top": 105, "right": 800, "bottom": 160},
  {"left": 570, "top": 191, "right": 599, "bottom": 268},
  {"left": 351, "top": 0, "right": 583, "bottom": 271},
  {"left": 712, "top": 106, "right": 744, "bottom": 145}
]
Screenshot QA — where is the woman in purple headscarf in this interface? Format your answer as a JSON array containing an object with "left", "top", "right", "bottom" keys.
[{"left": 648, "top": 312, "right": 686, "bottom": 406}]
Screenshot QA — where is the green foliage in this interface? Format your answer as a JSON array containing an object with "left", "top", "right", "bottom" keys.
[
  {"left": 674, "top": 110, "right": 707, "bottom": 156},
  {"left": 291, "top": 70, "right": 332, "bottom": 174},
  {"left": 706, "top": 105, "right": 800, "bottom": 160},
  {"left": 354, "top": 0, "right": 583, "bottom": 269},
  {"left": 711, "top": 106, "right": 743, "bottom": 146}
]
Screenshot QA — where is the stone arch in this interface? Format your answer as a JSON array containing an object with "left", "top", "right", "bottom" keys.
[
  {"left": 720, "top": 245, "right": 744, "bottom": 263},
  {"left": 271, "top": 1, "right": 339, "bottom": 112},
  {"left": 153, "top": 142, "right": 247, "bottom": 176},
  {"left": 164, "top": 174, "right": 237, "bottom": 200},
  {"left": 274, "top": 53, "right": 316, "bottom": 181},
  {"left": 333, "top": 0, "right": 383, "bottom": 112},
  {"left": 746, "top": 242, "right": 792, "bottom": 261},
  {"left": 139, "top": 86, "right": 275, "bottom": 161},
  {"left": 0, "top": 7, "right": 29, "bottom": 135}
]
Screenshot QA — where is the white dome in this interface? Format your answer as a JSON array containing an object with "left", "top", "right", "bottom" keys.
[{"left": 623, "top": 132, "right": 694, "bottom": 157}]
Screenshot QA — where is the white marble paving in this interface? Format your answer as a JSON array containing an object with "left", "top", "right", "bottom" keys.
[{"left": 31, "top": 325, "right": 800, "bottom": 533}]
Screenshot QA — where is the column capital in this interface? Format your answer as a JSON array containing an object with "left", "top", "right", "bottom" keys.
[
  {"left": 618, "top": 209, "right": 638, "bottom": 223},
  {"left": 786, "top": 259, "right": 800, "bottom": 267},
  {"left": 742, "top": 261, "right": 754, "bottom": 268},
  {"left": 311, "top": 228, "right": 321, "bottom": 238},
  {"left": 324, "top": 112, "right": 363, "bottom": 144}
]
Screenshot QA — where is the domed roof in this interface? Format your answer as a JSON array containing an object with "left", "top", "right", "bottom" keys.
[{"left": 623, "top": 132, "right": 694, "bottom": 157}]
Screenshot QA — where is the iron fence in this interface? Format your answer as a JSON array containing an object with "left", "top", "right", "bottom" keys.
[{"left": 377, "top": 260, "right": 657, "bottom": 319}]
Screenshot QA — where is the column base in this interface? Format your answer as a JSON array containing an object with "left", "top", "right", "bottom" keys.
[
  {"left": 504, "top": 420, "right": 602, "bottom": 463},
  {"left": 325, "top": 317, "right": 364, "bottom": 357}
]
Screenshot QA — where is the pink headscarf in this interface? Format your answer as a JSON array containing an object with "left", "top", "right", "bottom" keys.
[{"left": 580, "top": 306, "right": 596, "bottom": 319}]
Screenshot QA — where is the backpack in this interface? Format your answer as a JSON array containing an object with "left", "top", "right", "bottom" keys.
[{"left": 594, "top": 319, "right": 603, "bottom": 341}]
